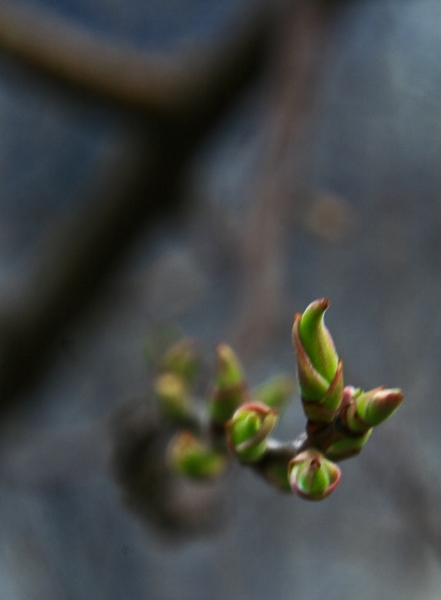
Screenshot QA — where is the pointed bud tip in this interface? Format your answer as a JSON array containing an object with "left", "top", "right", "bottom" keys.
[
  {"left": 368, "top": 388, "right": 403, "bottom": 424},
  {"left": 295, "top": 298, "right": 339, "bottom": 387},
  {"left": 311, "top": 297, "right": 330, "bottom": 311},
  {"left": 215, "top": 343, "right": 244, "bottom": 387},
  {"left": 216, "top": 343, "right": 237, "bottom": 361},
  {"left": 345, "top": 386, "right": 404, "bottom": 431},
  {"left": 154, "top": 372, "right": 192, "bottom": 421}
]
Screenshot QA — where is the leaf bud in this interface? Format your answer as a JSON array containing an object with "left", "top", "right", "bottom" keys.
[
  {"left": 288, "top": 449, "right": 341, "bottom": 500},
  {"left": 292, "top": 299, "right": 343, "bottom": 422},
  {"left": 252, "top": 374, "right": 296, "bottom": 411},
  {"left": 226, "top": 402, "right": 278, "bottom": 463},
  {"left": 154, "top": 372, "right": 193, "bottom": 423},
  {"left": 167, "top": 431, "right": 226, "bottom": 480},
  {"left": 159, "top": 338, "right": 200, "bottom": 385},
  {"left": 344, "top": 387, "right": 404, "bottom": 433},
  {"left": 325, "top": 429, "right": 373, "bottom": 461},
  {"left": 209, "top": 344, "right": 248, "bottom": 425}
]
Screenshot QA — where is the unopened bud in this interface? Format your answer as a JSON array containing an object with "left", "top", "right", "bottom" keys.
[
  {"left": 252, "top": 375, "right": 296, "bottom": 411},
  {"left": 167, "top": 431, "right": 226, "bottom": 480},
  {"left": 209, "top": 344, "right": 248, "bottom": 425},
  {"left": 298, "top": 299, "right": 338, "bottom": 382},
  {"left": 215, "top": 343, "right": 244, "bottom": 387},
  {"left": 154, "top": 372, "right": 192, "bottom": 422},
  {"left": 325, "top": 429, "right": 373, "bottom": 461},
  {"left": 226, "top": 402, "right": 277, "bottom": 463},
  {"left": 292, "top": 299, "right": 343, "bottom": 422},
  {"left": 344, "top": 387, "right": 404, "bottom": 433},
  {"left": 159, "top": 338, "right": 200, "bottom": 385},
  {"left": 288, "top": 449, "right": 341, "bottom": 500}
]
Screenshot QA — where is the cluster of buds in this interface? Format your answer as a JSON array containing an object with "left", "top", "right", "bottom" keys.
[
  {"left": 151, "top": 298, "right": 403, "bottom": 502},
  {"left": 155, "top": 338, "right": 295, "bottom": 483},
  {"left": 210, "top": 346, "right": 294, "bottom": 466},
  {"left": 291, "top": 299, "right": 403, "bottom": 498}
]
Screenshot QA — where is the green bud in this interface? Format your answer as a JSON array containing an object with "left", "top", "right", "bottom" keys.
[
  {"left": 293, "top": 313, "right": 329, "bottom": 400},
  {"left": 298, "top": 299, "right": 338, "bottom": 383},
  {"left": 325, "top": 429, "right": 373, "bottom": 461},
  {"left": 215, "top": 343, "right": 244, "bottom": 387},
  {"left": 288, "top": 449, "right": 341, "bottom": 501},
  {"left": 167, "top": 431, "right": 226, "bottom": 480},
  {"left": 159, "top": 338, "right": 200, "bottom": 385},
  {"left": 226, "top": 402, "right": 278, "bottom": 463},
  {"left": 252, "top": 374, "right": 296, "bottom": 411},
  {"left": 301, "top": 361, "right": 344, "bottom": 422},
  {"left": 344, "top": 387, "right": 404, "bottom": 433},
  {"left": 209, "top": 344, "right": 248, "bottom": 425},
  {"left": 154, "top": 372, "right": 193, "bottom": 423},
  {"left": 292, "top": 299, "right": 344, "bottom": 422}
]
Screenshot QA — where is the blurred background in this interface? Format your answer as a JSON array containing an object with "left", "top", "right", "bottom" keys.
[{"left": 0, "top": 0, "right": 440, "bottom": 598}]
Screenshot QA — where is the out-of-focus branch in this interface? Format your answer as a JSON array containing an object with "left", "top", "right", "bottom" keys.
[
  {"left": 109, "top": 397, "right": 227, "bottom": 535},
  {"left": 0, "top": 1, "right": 275, "bottom": 416},
  {"left": 0, "top": 0, "right": 272, "bottom": 120}
]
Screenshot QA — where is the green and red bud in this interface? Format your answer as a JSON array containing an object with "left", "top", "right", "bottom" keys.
[
  {"left": 214, "top": 343, "right": 244, "bottom": 387},
  {"left": 343, "top": 386, "right": 403, "bottom": 433},
  {"left": 226, "top": 402, "right": 278, "bottom": 463},
  {"left": 209, "top": 344, "right": 248, "bottom": 425},
  {"left": 288, "top": 449, "right": 341, "bottom": 500},
  {"left": 252, "top": 374, "right": 296, "bottom": 411},
  {"left": 154, "top": 372, "right": 193, "bottom": 423},
  {"left": 325, "top": 429, "right": 373, "bottom": 461},
  {"left": 297, "top": 299, "right": 338, "bottom": 382},
  {"left": 167, "top": 431, "right": 226, "bottom": 480},
  {"left": 292, "top": 299, "right": 344, "bottom": 422}
]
